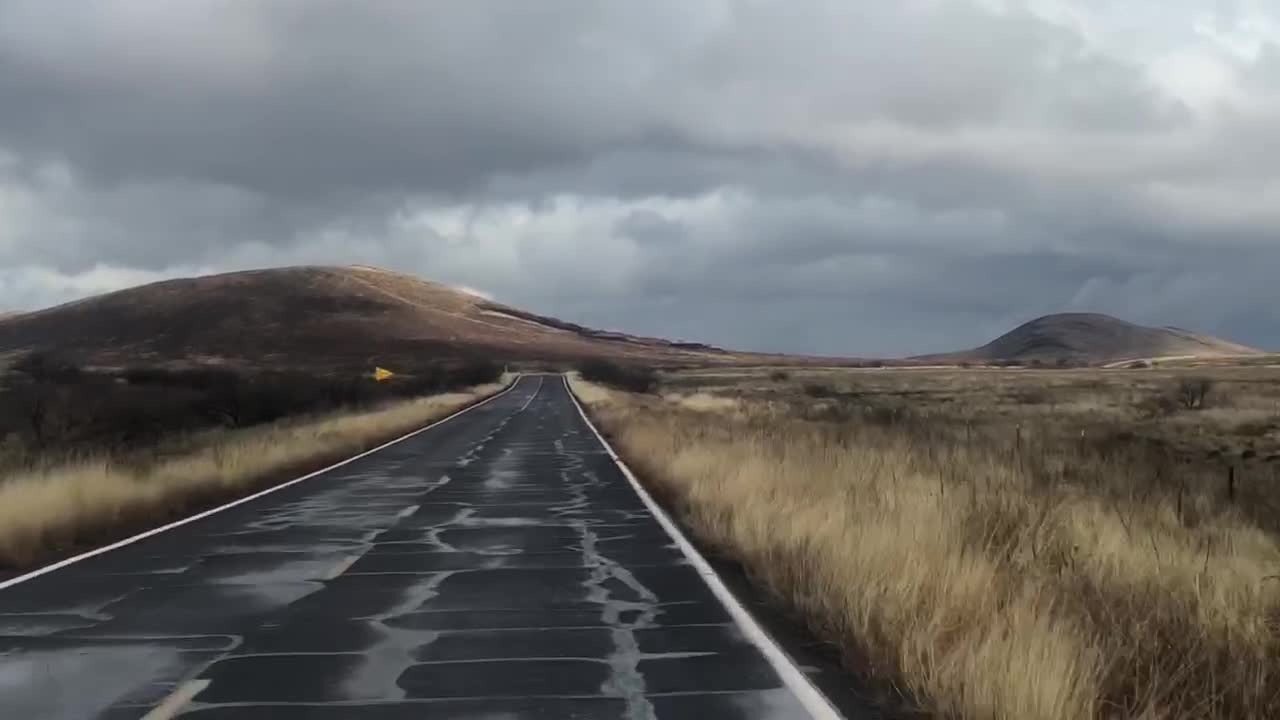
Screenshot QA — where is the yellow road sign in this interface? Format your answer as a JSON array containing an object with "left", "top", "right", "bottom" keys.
[{"left": 373, "top": 366, "right": 395, "bottom": 382}]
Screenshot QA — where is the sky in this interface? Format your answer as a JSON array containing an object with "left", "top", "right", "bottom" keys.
[{"left": 1, "top": 0, "right": 1278, "bottom": 356}]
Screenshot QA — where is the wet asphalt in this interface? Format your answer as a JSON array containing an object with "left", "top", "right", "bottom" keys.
[{"left": 0, "top": 374, "right": 831, "bottom": 719}]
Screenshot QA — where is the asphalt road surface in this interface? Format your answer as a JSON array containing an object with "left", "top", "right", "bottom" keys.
[{"left": 0, "top": 375, "right": 838, "bottom": 719}]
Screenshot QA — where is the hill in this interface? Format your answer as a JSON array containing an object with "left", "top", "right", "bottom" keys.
[
  {"left": 0, "top": 266, "right": 762, "bottom": 370},
  {"left": 918, "top": 313, "right": 1261, "bottom": 365}
]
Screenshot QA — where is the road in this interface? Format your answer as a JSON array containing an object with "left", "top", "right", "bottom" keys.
[{"left": 0, "top": 375, "right": 836, "bottom": 719}]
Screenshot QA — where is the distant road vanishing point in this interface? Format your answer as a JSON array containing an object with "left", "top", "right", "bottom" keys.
[{"left": 0, "top": 375, "right": 841, "bottom": 720}]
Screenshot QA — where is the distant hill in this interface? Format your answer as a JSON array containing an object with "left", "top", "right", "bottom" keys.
[
  {"left": 0, "top": 266, "right": 784, "bottom": 370},
  {"left": 916, "top": 313, "right": 1261, "bottom": 365}
]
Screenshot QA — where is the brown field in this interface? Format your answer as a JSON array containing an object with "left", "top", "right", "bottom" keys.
[
  {"left": 0, "top": 378, "right": 510, "bottom": 569},
  {"left": 570, "top": 365, "right": 1280, "bottom": 719}
]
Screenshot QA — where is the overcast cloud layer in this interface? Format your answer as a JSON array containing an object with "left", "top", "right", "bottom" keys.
[{"left": 1, "top": 0, "right": 1278, "bottom": 355}]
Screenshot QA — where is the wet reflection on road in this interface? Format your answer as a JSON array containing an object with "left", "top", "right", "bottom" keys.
[{"left": 0, "top": 376, "right": 821, "bottom": 719}]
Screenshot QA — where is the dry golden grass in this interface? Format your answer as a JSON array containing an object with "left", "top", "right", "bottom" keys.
[
  {"left": 0, "top": 378, "right": 509, "bottom": 568},
  {"left": 571, "top": 372, "right": 1280, "bottom": 719},
  {"left": 662, "top": 391, "right": 743, "bottom": 414},
  {"left": 672, "top": 365, "right": 1280, "bottom": 521}
]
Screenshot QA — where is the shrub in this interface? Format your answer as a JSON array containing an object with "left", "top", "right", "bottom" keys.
[
  {"left": 122, "top": 366, "right": 239, "bottom": 390},
  {"left": 1234, "top": 420, "right": 1273, "bottom": 438},
  {"left": 1176, "top": 376, "right": 1213, "bottom": 410},
  {"left": 450, "top": 358, "right": 503, "bottom": 388},
  {"left": 11, "top": 351, "right": 82, "bottom": 382},
  {"left": 1, "top": 359, "right": 505, "bottom": 464},
  {"left": 803, "top": 383, "right": 837, "bottom": 398},
  {"left": 3, "top": 380, "right": 70, "bottom": 449},
  {"left": 769, "top": 370, "right": 791, "bottom": 382},
  {"left": 1008, "top": 387, "right": 1050, "bottom": 405},
  {"left": 1135, "top": 393, "right": 1178, "bottom": 420},
  {"left": 578, "top": 359, "right": 657, "bottom": 394}
]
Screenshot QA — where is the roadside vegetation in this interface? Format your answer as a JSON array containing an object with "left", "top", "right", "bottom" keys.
[
  {"left": 0, "top": 352, "right": 502, "bottom": 473},
  {"left": 0, "top": 353, "right": 507, "bottom": 568},
  {"left": 577, "top": 358, "right": 659, "bottom": 394},
  {"left": 570, "top": 365, "right": 1280, "bottom": 720}
]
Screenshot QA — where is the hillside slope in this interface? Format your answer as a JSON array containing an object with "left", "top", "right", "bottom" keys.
[
  {"left": 0, "top": 266, "right": 744, "bottom": 369},
  {"left": 919, "top": 313, "right": 1260, "bottom": 365}
]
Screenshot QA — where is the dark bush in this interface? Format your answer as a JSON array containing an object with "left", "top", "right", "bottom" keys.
[
  {"left": 1176, "top": 377, "right": 1214, "bottom": 410},
  {"left": 769, "top": 370, "right": 791, "bottom": 382},
  {"left": 0, "top": 357, "right": 511, "bottom": 471},
  {"left": 4, "top": 380, "right": 70, "bottom": 449},
  {"left": 82, "top": 386, "right": 208, "bottom": 447},
  {"left": 579, "top": 359, "right": 657, "bottom": 393},
  {"left": 1135, "top": 393, "right": 1178, "bottom": 420},
  {"left": 450, "top": 358, "right": 504, "bottom": 388},
  {"left": 803, "top": 383, "right": 838, "bottom": 398},
  {"left": 11, "top": 351, "right": 82, "bottom": 382},
  {"left": 863, "top": 403, "right": 913, "bottom": 427},
  {"left": 801, "top": 398, "right": 854, "bottom": 423},
  {"left": 1235, "top": 420, "right": 1273, "bottom": 438},
  {"left": 1008, "top": 387, "right": 1050, "bottom": 405}
]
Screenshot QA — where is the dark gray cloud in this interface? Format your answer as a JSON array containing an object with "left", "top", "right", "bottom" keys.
[{"left": 1, "top": 0, "right": 1278, "bottom": 355}]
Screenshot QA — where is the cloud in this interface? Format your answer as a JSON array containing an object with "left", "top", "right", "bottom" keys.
[{"left": 0, "top": 0, "right": 1278, "bottom": 354}]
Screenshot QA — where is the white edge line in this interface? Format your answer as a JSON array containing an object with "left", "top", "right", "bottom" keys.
[
  {"left": 0, "top": 376, "right": 524, "bottom": 592},
  {"left": 562, "top": 375, "right": 844, "bottom": 720}
]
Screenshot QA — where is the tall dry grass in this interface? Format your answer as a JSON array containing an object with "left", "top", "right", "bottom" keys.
[
  {"left": 0, "top": 379, "right": 509, "bottom": 568},
  {"left": 570, "top": 377, "right": 1280, "bottom": 719}
]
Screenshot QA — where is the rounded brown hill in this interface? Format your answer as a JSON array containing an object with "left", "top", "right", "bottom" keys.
[
  {"left": 925, "top": 312, "right": 1260, "bottom": 365},
  {"left": 0, "top": 266, "right": 740, "bottom": 369}
]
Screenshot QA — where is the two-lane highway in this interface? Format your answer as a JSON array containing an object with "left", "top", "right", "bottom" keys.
[{"left": 0, "top": 375, "right": 836, "bottom": 719}]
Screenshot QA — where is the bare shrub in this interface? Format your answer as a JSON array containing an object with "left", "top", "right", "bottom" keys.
[
  {"left": 10, "top": 351, "right": 82, "bottom": 383},
  {"left": 803, "top": 382, "right": 837, "bottom": 398},
  {"left": 1008, "top": 387, "right": 1050, "bottom": 405},
  {"left": 1135, "top": 393, "right": 1178, "bottom": 420},
  {"left": 1177, "top": 376, "right": 1214, "bottom": 410},
  {"left": 578, "top": 359, "right": 657, "bottom": 394},
  {"left": 1234, "top": 420, "right": 1274, "bottom": 438}
]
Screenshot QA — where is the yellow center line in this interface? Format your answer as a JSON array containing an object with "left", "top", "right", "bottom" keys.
[
  {"left": 141, "top": 679, "right": 210, "bottom": 720},
  {"left": 325, "top": 553, "right": 364, "bottom": 580}
]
